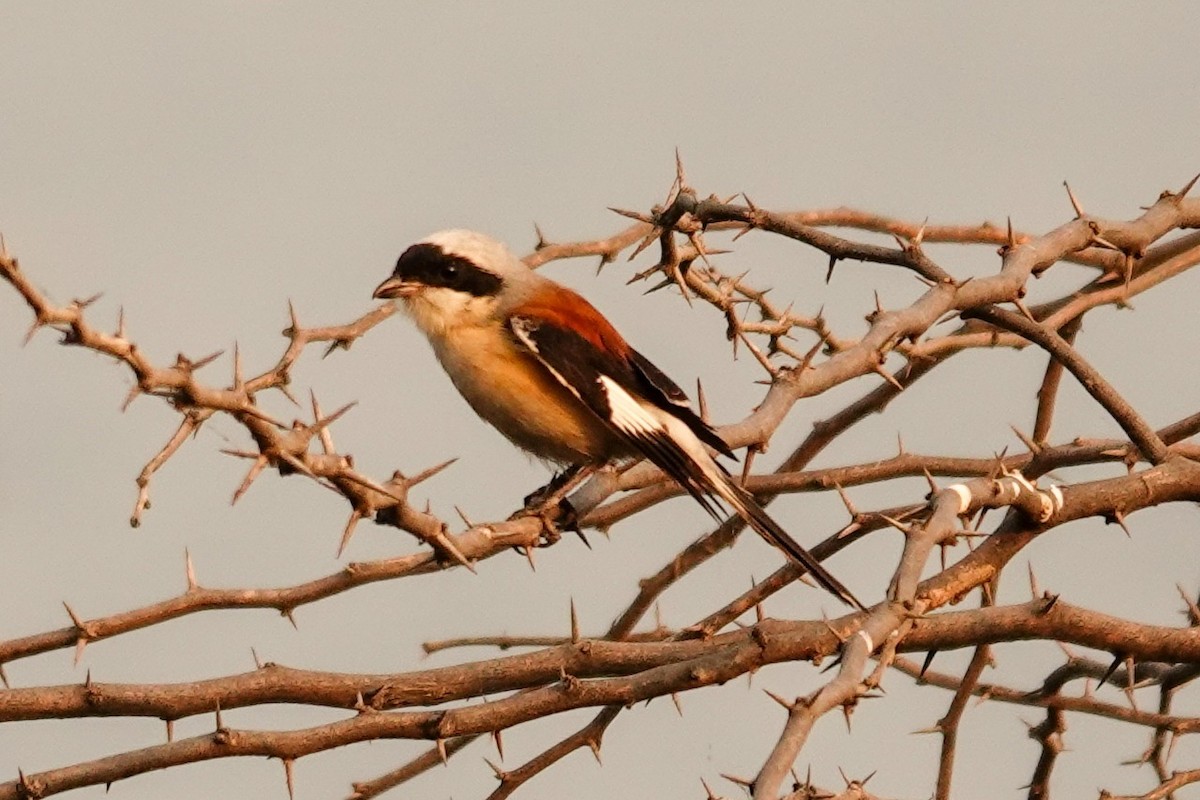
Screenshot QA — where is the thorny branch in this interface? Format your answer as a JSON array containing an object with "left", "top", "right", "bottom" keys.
[{"left": 4, "top": 169, "right": 1200, "bottom": 798}]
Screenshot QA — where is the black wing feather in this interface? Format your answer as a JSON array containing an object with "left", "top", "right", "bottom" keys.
[{"left": 628, "top": 349, "right": 736, "bottom": 460}]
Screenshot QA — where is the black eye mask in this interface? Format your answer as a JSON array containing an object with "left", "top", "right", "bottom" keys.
[{"left": 393, "top": 243, "right": 503, "bottom": 297}]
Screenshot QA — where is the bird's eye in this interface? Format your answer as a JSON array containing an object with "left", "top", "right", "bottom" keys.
[{"left": 441, "top": 263, "right": 459, "bottom": 281}]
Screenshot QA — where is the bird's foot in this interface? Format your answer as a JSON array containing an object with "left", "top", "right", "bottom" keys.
[
  {"left": 521, "top": 465, "right": 585, "bottom": 510},
  {"left": 511, "top": 466, "right": 591, "bottom": 547},
  {"left": 509, "top": 496, "right": 577, "bottom": 542}
]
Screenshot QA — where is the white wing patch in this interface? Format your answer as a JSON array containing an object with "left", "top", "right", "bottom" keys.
[
  {"left": 598, "top": 376, "right": 664, "bottom": 438},
  {"left": 600, "top": 375, "right": 731, "bottom": 519}
]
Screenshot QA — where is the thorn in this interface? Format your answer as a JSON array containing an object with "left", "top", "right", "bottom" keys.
[
  {"left": 185, "top": 549, "right": 198, "bottom": 590},
  {"left": 522, "top": 545, "right": 537, "bottom": 572},
  {"left": 1012, "top": 296, "right": 1037, "bottom": 322},
  {"left": 570, "top": 598, "right": 580, "bottom": 643},
  {"left": 165, "top": 718, "right": 174, "bottom": 742},
  {"left": 492, "top": 728, "right": 505, "bottom": 760},
  {"left": 533, "top": 222, "right": 548, "bottom": 250},
  {"left": 740, "top": 444, "right": 758, "bottom": 486},
  {"left": 1062, "top": 181, "right": 1086, "bottom": 219},
  {"left": 671, "top": 692, "right": 683, "bottom": 716},
  {"left": 286, "top": 300, "right": 300, "bottom": 336},
  {"left": 454, "top": 505, "right": 474, "bottom": 528},
  {"left": 22, "top": 317, "right": 44, "bottom": 346},
  {"left": 1107, "top": 510, "right": 1132, "bottom": 538},
  {"left": 281, "top": 608, "right": 298, "bottom": 630},
  {"left": 833, "top": 482, "right": 858, "bottom": 517},
  {"left": 1099, "top": 653, "right": 1123, "bottom": 689},
  {"left": 276, "top": 380, "right": 300, "bottom": 407},
  {"left": 310, "top": 392, "right": 333, "bottom": 453},
  {"left": 1166, "top": 727, "right": 1180, "bottom": 761},
  {"left": 115, "top": 306, "right": 126, "bottom": 339},
  {"left": 919, "top": 650, "right": 937, "bottom": 679},
  {"left": 1011, "top": 424, "right": 1041, "bottom": 455},
  {"left": 981, "top": 580, "right": 995, "bottom": 606},
  {"left": 1176, "top": 584, "right": 1200, "bottom": 626},
  {"left": 879, "top": 514, "right": 912, "bottom": 535},
  {"left": 608, "top": 205, "right": 657, "bottom": 225},
  {"left": 700, "top": 777, "right": 719, "bottom": 800},
  {"left": 921, "top": 467, "right": 938, "bottom": 495},
  {"left": 825, "top": 254, "right": 837, "bottom": 283},
  {"left": 231, "top": 455, "right": 269, "bottom": 505},
  {"left": 278, "top": 451, "right": 317, "bottom": 480},
  {"left": 337, "top": 512, "right": 362, "bottom": 558},
  {"left": 408, "top": 457, "right": 458, "bottom": 487},
  {"left": 763, "top": 688, "right": 793, "bottom": 710},
  {"left": 483, "top": 757, "right": 506, "bottom": 781},
  {"left": 696, "top": 379, "right": 709, "bottom": 423},
  {"left": 1176, "top": 172, "right": 1200, "bottom": 200},
  {"left": 74, "top": 292, "right": 103, "bottom": 309},
  {"left": 309, "top": 401, "right": 357, "bottom": 436},
  {"left": 913, "top": 217, "right": 928, "bottom": 247},
  {"left": 871, "top": 361, "right": 904, "bottom": 391},
  {"left": 232, "top": 342, "right": 244, "bottom": 390},
  {"left": 1090, "top": 233, "right": 1122, "bottom": 252},
  {"left": 252, "top": 648, "right": 263, "bottom": 669},
  {"left": 586, "top": 736, "right": 602, "bottom": 764},
  {"left": 0, "top": 663, "right": 8, "bottom": 688},
  {"left": 282, "top": 759, "right": 295, "bottom": 800},
  {"left": 1028, "top": 563, "right": 1040, "bottom": 598},
  {"left": 63, "top": 601, "right": 86, "bottom": 630},
  {"left": 1038, "top": 592, "right": 1060, "bottom": 614},
  {"left": 214, "top": 700, "right": 224, "bottom": 731},
  {"left": 1006, "top": 216, "right": 1017, "bottom": 250},
  {"left": 436, "top": 738, "right": 448, "bottom": 764},
  {"left": 721, "top": 772, "right": 754, "bottom": 790},
  {"left": 896, "top": 431, "right": 906, "bottom": 456},
  {"left": 433, "top": 530, "right": 476, "bottom": 574},
  {"left": 191, "top": 349, "right": 224, "bottom": 371},
  {"left": 572, "top": 528, "right": 591, "bottom": 549}
]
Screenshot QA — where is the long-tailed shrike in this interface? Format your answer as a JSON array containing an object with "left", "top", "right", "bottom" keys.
[{"left": 373, "top": 229, "right": 861, "bottom": 609}]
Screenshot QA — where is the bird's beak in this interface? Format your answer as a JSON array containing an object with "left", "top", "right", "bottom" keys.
[{"left": 373, "top": 275, "right": 419, "bottom": 300}]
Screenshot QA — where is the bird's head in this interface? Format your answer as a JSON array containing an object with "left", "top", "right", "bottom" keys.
[{"left": 373, "top": 229, "right": 528, "bottom": 336}]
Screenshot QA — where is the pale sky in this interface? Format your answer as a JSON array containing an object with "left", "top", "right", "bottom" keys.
[{"left": 3, "top": 4, "right": 1200, "bottom": 799}]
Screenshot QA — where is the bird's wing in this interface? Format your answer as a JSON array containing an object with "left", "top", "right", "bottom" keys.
[
  {"left": 509, "top": 315, "right": 726, "bottom": 517},
  {"left": 510, "top": 314, "right": 864, "bottom": 610}
]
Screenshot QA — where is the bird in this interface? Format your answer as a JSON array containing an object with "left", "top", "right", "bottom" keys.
[{"left": 372, "top": 229, "right": 862, "bottom": 609}]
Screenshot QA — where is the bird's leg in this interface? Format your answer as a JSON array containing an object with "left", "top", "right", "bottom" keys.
[
  {"left": 513, "top": 464, "right": 596, "bottom": 545},
  {"left": 521, "top": 464, "right": 589, "bottom": 509}
]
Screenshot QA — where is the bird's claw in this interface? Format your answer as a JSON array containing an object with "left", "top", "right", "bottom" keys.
[{"left": 509, "top": 497, "right": 578, "bottom": 547}]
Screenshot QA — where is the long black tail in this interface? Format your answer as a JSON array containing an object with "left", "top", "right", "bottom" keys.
[
  {"left": 624, "top": 407, "right": 864, "bottom": 610},
  {"left": 719, "top": 481, "right": 864, "bottom": 611}
]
